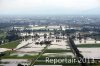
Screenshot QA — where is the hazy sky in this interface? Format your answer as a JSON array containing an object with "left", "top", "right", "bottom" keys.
[{"left": 0, "top": 0, "right": 100, "bottom": 15}]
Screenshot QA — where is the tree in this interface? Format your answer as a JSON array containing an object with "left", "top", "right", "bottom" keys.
[
  {"left": 54, "top": 29, "right": 60, "bottom": 35},
  {"left": 0, "top": 52, "right": 6, "bottom": 63},
  {"left": 17, "top": 63, "right": 24, "bottom": 66},
  {"left": 34, "top": 34, "right": 40, "bottom": 40},
  {"left": 71, "top": 35, "right": 76, "bottom": 40},
  {"left": 78, "top": 33, "right": 82, "bottom": 43},
  {"left": 49, "top": 32, "right": 52, "bottom": 38},
  {"left": 94, "top": 37, "right": 97, "bottom": 43},
  {"left": 44, "top": 33, "right": 47, "bottom": 39},
  {"left": 0, "top": 40, "right": 2, "bottom": 45},
  {"left": 6, "top": 34, "right": 19, "bottom": 41},
  {"left": 83, "top": 36, "right": 87, "bottom": 43},
  {"left": 6, "top": 30, "right": 21, "bottom": 41}
]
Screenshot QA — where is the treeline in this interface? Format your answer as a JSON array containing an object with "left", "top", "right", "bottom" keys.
[
  {"left": 0, "top": 23, "right": 12, "bottom": 28},
  {"left": 0, "top": 30, "right": 21, "bottom": 45}
]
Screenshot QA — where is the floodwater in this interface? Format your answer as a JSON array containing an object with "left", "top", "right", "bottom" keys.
[{"left": 78, "top": 48, "right": 100, "bottom": 59}]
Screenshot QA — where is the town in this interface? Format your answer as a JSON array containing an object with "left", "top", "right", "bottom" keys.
[{"left": 0, "top": 15, "right": 100, "bottom": 66}]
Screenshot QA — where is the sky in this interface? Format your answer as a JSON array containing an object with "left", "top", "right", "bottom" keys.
[{"left": 0, "top": 0, "right": 100, "bottom": 15}]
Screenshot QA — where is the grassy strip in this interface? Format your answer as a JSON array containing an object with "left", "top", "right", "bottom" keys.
[
  {"left": 30, "top": 44, "right": 50, "bottom": 66},
  {"left": 0, "top": 40, "right": 20, "bottom": 49},
  {"left": 1, "top": 49, "right": 72, "bottom": 59},
  {"left": 2, "top": 54, "right": 100, "bottom": 66},
  {"left": 45, "top": 49, "right": 72, "bottom": 53},
  {"left": 0, "top": 33, "right": 6, "bottom": 38},
  {"left": 76, "top": 44, "right": 100, "bottom": 48},
  {"left": 1, "top": 50, "right": 34, "bottom": 59},
  {"left": 1, "top": 54, "right": 80, "bottom": 65},
  {"left": 1, "top": 54, "right": 72, "bottom": 59},
  {"left": 1, "top": 50, "right": 16, "bottom": 59},
  {"left": 2, "top": 55, "right": 34, "bottom": 59}
]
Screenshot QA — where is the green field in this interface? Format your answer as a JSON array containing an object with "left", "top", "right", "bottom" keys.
[
  {"left": 44, "top": 49, "right": 72, "bottom": 53},
  {"left": 0, "top": 32, "right": 6, "bottom": 38},
  {"left": 76, "top": 44, "right": 100, "bottom": 48},
  {"left": 1, "top": 49, "right": 72, "bottom": 59},
  {"left": 0, "top": 40, "right": 20, "bottom": 49}
]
